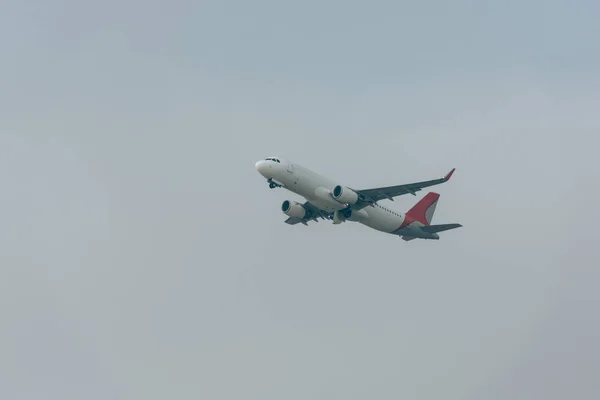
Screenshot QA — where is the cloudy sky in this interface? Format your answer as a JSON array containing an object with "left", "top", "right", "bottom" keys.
[{"left": 1, "top": 1, "right": 599, "bottom": 399}]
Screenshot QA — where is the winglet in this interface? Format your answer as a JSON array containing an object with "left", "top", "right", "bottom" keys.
[{"left": 444, "top": 168, "right": 456, "bottom": 181}]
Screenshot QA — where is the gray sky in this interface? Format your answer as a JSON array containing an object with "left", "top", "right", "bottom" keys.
[{"left": 1, "top": 1, "right": 599, "bottom": 399}]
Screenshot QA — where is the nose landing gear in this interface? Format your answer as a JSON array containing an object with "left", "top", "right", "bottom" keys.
[{"left": 267, "top": 178, "right": 281, "bottom": 189}]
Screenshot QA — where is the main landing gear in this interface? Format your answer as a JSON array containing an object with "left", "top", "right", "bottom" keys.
[
  {"left": 332, "top": 206, "right": 352, "bottom": 224},
  {"left": 341, "top": 207, "right": 352, "bottom": 218}
]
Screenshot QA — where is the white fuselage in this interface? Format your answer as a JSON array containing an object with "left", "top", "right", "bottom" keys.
[{"left": 255, "top": 158, "right": 411, "bottom": 234}]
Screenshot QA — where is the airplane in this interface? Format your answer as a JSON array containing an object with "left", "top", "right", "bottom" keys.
[{"left": 255, "top": 157, "right": 462, "bottom": 241}]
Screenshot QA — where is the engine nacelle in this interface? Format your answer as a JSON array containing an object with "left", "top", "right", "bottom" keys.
[
  {"left": 281, "top": 200, "right": 306, "bottom": 219},
  {"left": 331, "top": 185, "right": 359, "bottom": 205}
]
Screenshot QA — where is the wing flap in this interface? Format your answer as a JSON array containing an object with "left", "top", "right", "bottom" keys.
[
  {"left": 284, "top": 217, "right": 307, "bottom": 225},
  {"left": 284, "top": 201, "right": 331, "bottom": 225}
]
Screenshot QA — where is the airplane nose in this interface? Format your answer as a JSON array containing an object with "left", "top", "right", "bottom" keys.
[{"left": 255, "top": 160, "right": 269, "bottom": 176}]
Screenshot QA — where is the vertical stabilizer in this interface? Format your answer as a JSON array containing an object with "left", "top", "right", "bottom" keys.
[{"left": 405, "top": 192, "right": 439, "bottom": 226}]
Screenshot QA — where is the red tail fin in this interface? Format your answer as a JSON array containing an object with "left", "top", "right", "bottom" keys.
[{"left": 405, "top": 192, "right": 439, "bottom": 226}]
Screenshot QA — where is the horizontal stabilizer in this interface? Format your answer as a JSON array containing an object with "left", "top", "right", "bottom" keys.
[{"left": 420, "top": 223, "right": 462, "bottom": 233}]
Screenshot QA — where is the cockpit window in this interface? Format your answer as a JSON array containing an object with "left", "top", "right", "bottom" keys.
[{"left": 265, "top": 158, "right": 280, "bottom": 163}]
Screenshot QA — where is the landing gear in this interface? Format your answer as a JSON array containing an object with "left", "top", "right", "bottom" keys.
[{"left": 267, "top": 179, "right": 280, "bottom": 189}]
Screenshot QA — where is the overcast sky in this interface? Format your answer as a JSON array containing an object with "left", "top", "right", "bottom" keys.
[{"left": 1, "top": 1, "right": 599, "bottom": 399}]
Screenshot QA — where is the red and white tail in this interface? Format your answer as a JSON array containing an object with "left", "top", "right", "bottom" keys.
[{"left": 405, "top": 192, "right": 439, "bottom": 226}]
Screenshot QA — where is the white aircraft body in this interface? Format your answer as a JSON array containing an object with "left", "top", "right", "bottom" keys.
[{"left": 255, "top": 157, "right": 462, "bottom": 241}]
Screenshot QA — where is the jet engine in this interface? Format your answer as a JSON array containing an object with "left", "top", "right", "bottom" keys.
[
  {"left": 331, "top": 185, "right": 359, "bottom": 205},
  {"left": 281, "top": 200, "right": 306, "bottom": 219}
]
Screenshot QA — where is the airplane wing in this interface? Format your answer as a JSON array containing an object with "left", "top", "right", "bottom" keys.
[
  {"left": 284, "top": 201, "right": 332, "bottom": 225},
  {"left": 352, "top": 168, "right": 455, "bottom": 208}
]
